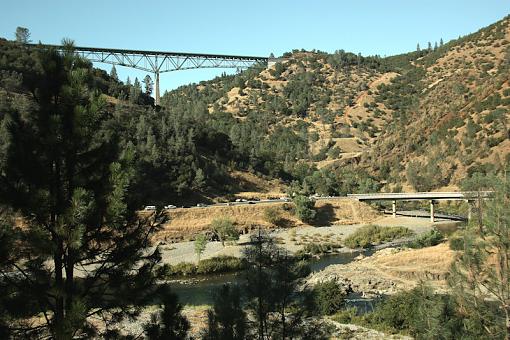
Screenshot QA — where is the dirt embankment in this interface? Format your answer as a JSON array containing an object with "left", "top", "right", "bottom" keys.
[
  {"left": 307, "top": 243, "right": 456, "bottom": 297},
  {"left": 156, "top": 199, "right": 380, "bottom": 242}
]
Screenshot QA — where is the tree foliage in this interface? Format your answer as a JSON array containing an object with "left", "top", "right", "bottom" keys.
[{"left": 0, "top": 40, "right": 166, "bottom": 338}]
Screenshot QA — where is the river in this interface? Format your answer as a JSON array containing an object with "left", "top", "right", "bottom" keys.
[{"left": 169, "top": 249, "right": 375, "bottom": 306}]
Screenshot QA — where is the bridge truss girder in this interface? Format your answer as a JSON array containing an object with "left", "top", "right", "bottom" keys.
[
  {"left": 29, "top": 44, "right": 269, "bottom": 105},
  {"left": 74, "top": 49, "right": 266, "bottom": 74}
]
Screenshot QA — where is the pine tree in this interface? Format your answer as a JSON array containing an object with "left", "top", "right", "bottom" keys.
[
  {"left": 0, "top": 41, "right": 166, "bottom": 338},
  {"left": 202, "top": 284, "right": 247, "bottom": 340},
  {"left": 194, "top": 234, "right": 207, "bottom": 262},
  {"left": 243, "top": 230, "right": 315, "bottom": 339},
  {"left": 428, "top": 41, "right": 432, "bottom": 51},
  {"left": 440, "top": 38, "right": 444, "bottom": 47},
  {"left": 144, "top": 74, "right": 154, "bottom": 95},
  {"left": 193, "top": 168, "right": 206, "bottom": 190},
  {"left": 144, "top": 287, "right": 190, "bottom": 340},
  {"left": 450, "top": 174, "right": 510, "bottom": 339},
  {"left": 15, "top": 27, "right": 30, "bottom": 43},
  {"left": 416, "top": 43, "right": 421, "bottom": 52},
  {"left": 130, "top": 77, "right": 142, "bottom": 103},
  {"left": 110, "top": 65, "right": 118, "bottom": 81}
]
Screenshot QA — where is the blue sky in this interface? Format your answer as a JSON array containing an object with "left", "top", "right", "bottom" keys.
[{"left": 1, "top": 0, "right": 509, "bottom": 93}]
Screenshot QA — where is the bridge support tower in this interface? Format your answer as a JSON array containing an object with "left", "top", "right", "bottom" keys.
[
  {"left": 155, "top": 71, "right": 160, "bottom": 106},
  {"left": 392, "top": 200, "right": 397, "bottom": 218},
  {"left": 430, "top": 200, "right": 436, "bottom": 223}
]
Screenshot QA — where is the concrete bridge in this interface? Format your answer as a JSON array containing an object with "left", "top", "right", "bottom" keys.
[
  {"left": 347, "top": 191, "right": 493, "bottom": 222},
  {"left": 27, "top": 43, "right": 281, "bottom": 106}
]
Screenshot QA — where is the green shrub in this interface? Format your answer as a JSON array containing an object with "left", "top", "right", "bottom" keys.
[
  {"left": 312, "top": 280, "right": 346, "bottom": 315},
  {"left": 167, "top": 256, "right": 247, "bottom": 276},
  {"left": 167, "top": 262, "right": 197, "bottom": 276},
  {"left": 293, "top": 195, "right": 316, "bottom": 223},
  {"left": 196, "top": 256, "right": 246, "bottom": 274},
  {"left": 211, "top": 217, "right": 239, "bottom": 246},
  {"left": 344, "top": 225, "right": 412, "bottom": 249},
  {"left": 407, "top": 229, "right": 444, "bottom": 249},
  {"left": 331, "top": 307, "right": 359, "bottom": 324},
  {"left": 448, "top": 231, "right": 465, "bottom": 251},
  {"left": 358, "top": 285, "right": 466, "bottom": 338},
  {"left": 297, "top": 242, "right": 341, "bottom": 256}
]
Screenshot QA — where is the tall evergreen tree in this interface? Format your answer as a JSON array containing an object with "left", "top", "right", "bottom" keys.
[
  {"left": 130, "top": 77, "right": 142, "bottom": 103},
  {"left": 243, "top": 230, "right": 314, "bottom": 339},
  {"left": 15, "top": 27, "right": 30, "bottom": 43},
  {"left": 0, "top": 41, "right": 165, "bottom": 338},
  {"left": 144, "top": 287, "right": 190, "bottom": 340},
  {"left": 144, "top": 74, "right": 154, "bottom": 96},
  {"left": 450, "top": 174, "right": 510, "bottom": 339},
  {"left": 202, "top": 284, "right": 246, "bottom": 340},
  {"left": 110, "top": 65, "right": 118, "bottom": 81}
]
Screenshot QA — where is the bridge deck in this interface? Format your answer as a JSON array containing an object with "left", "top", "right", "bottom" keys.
[{"left": 348, "top": 191, "right": 493, "bottom": 201}]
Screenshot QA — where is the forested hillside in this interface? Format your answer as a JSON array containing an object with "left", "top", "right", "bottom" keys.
[
  {"left": 1, "top": 15, "right": 509, "bottom": 206},
  {"left": 159, "top": 15, "right": 510, "bottom": 194}
]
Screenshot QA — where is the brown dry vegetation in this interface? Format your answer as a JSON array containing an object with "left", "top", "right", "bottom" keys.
[{"left": 156, "top": 199, "right": 379, "bottom": 241}]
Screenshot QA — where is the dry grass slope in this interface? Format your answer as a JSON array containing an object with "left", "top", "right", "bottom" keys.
[{"left": 156, "top": 199, "right": 380, "bottom": 241}]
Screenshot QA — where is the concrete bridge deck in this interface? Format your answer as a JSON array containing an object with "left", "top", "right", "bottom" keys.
[{"left": 347, "top": 191, "right": 493, "bottom": 222}]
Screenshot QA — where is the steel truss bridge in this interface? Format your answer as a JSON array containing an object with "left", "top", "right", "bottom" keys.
[{"left": 27, "top": 43, "right": 274, "bottom": 105}]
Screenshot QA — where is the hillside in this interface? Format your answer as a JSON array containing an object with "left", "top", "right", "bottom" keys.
[
  {"left": 362, "top": 16, "right": 510, "bottom": 191},
  {"left": 1, "top": 16, "right": 508, "bottom": 206},
  {"left": 161, "top": 15, "right": 510, "bottom": 194}
]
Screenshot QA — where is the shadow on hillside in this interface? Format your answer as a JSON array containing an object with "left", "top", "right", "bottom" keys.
[{"left": 313, "top": 203, "right": 338, "bottom": 227}]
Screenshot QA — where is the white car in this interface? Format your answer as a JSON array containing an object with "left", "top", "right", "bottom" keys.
[
  {"left": 143, "top": 205, "right": 156, "bottom": 211},
  {"left": 164, "top": 205, "right": 177, "bottom": 209}
]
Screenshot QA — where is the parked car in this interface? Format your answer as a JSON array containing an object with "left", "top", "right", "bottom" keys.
[
  {"left": 143, "top": 205, "right": 156, "bottom": 211},
  {"left": 196, "top": 203, "right": 207, "bottom": 207},
  {"left": 164, "top": 204, "right": 177, "bottom": 209}
]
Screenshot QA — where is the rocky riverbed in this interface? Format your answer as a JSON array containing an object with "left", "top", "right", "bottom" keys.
[{"left": 306, "top": 243, "right": 455, "bottom": 298}]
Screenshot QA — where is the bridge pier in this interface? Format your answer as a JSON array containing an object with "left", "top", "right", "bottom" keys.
[
  {"left": 430, "top": 200, "right": 436, "bottom": 223},
  {"left": 465, "top": 199, "right": 473, "bottom": 221},
  {"left": 392, "top": 200, "right": 396, "bottom": 218},
  {"left": 155, "top": 71, "right": 160, "bottom": 106}
]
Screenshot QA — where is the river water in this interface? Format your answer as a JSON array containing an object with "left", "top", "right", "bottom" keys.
[{"left": 169, "top": 249, "right": 375, "bottom": 306}]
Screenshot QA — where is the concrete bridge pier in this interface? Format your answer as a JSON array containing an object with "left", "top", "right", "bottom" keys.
[
  {"left": 154, "top": 71, "right": 160, "bottom": 106},
  {"left": 392, "top": 200, "right": 397, "bottom": 218},
  {"left": 430, "top": 200, "right": 436, "bottom": 223},
  {"left": 465, "top": 199, "right": 474, "bottom": 221}
]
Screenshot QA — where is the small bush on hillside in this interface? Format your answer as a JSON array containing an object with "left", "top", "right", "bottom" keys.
[
  {"left": 312, "top": 280, "right": 346, "bottom": 315},
  {"left": 264, "top": 206, "right": 283, "bottom": 226},
  {"left": 407, "top": 229, "right": 444, "bottom": 249},
  {"left": 344, "top": 225, "right": 412, "bottom": 249}
]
